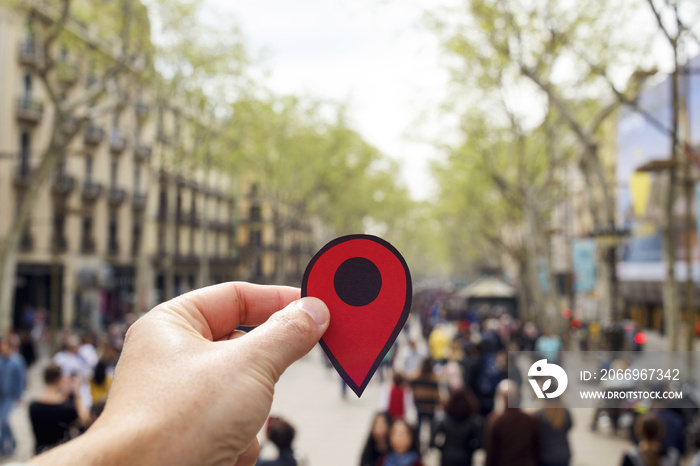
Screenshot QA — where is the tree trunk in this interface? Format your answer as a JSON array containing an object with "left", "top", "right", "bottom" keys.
[
  {"left": 664, "top": 50, "right": 681, "bottom": 351},
  {"left": 0, "top": 122, "right": 71, "bottom": 331},
  {"left": 523, "top": 197, "right": 546, "bottom": 326},
  {"left": 164, "top": 177, "right": 177, "bottom": 299},
  {"left": 198, "top": 179, "right": 210, "bottom": 288}
]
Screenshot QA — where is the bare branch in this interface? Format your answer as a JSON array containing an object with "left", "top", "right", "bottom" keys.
[
  {"left": 645, "top": 0, "right": 675, "bottom": 44},
  {"left": 519, "top": 64, "right": 596, "bottom": 156},
  {"left": 41, "top": 0, "right": 71, "bottom": 54},
  {"left": 588, "top": 100, "right": 621, "bottom": 134}
]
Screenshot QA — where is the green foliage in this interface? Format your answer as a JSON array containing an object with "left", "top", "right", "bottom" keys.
[{"left": 227, "top": 95, "right": 414, "bottom": 238}]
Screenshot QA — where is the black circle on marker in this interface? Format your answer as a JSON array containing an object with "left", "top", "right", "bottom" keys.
[{"left": 333, "top": 257, "right": 382, "bottom": 307}]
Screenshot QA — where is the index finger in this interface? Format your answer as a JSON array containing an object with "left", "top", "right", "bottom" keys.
[{"left": 168, "top": 282, "right": 301, "bottom": 341}]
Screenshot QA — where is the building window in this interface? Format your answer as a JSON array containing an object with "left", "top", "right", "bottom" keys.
[
  {"left": 53, "top": 207, "right": 66, "bottom": 252},
  {"left": 108, "top": 210, "right": 118, "bottom": 253},
  {"left": 81, "top": 216, "right": 94, "bottom": 253},
  {"left": 23, "top": 74, "right": 32, "bottom": 100},
  {"left": 110, "top": 158, "right": 118, "bottom": 187},
  {"left": 157, "top": 225, "right": 166, "bottom": 254},
  {"left": 19, "top": 132, "right": 30, "bottom": 175},
  {"left": 134, "top": 164, "right": 141, "bottom": 193},
  {"left": 85, "top": 155, "right": 93, "bottom": 182},
  {"left": 250, "top": 230, "right": 262, "bottom": 247},
  {"left": 132, "top": 219, "right": 141, "bottom": 256},
  {"left": 250, "top": 205, "right": 261, "bottom": 221},
  {"left": 176, "top": 191, "right": 182, "bottom": 217}
]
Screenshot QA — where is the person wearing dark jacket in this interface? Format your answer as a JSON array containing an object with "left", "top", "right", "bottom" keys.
[
  {"left": 360, "top": 412, "right": 392, "bottom": 466},
  {"left": 432, "top": 388, "right": 482, "bottom": 466},
  {"left": 535, "top": 400, "right": 573, "bottom": 466},
  {"left": 256, "top": 417, "right": 298, "bottom": 466},
  {"left": 410, "top": 359, "right": 441, "bottom": 447},
  {"left": 484, "top": 380, "right": 540, "bottom": 466}
]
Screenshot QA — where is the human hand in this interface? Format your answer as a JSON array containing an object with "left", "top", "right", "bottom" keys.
[{"left": 30, "top": 282, "right": 330, "bottom": 466}]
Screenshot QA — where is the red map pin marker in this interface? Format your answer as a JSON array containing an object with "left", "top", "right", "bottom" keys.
[{"left": 302, "top": 234, "right": 412, "bottom": 397}]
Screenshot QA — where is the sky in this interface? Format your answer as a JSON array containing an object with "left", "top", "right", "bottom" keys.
[{"left": 208, "top": 0, "right": 452, "bottom": 201}]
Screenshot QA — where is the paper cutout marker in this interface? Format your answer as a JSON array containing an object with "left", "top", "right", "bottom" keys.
[{"left": 302, "top": 234, "right": 412, "bottom": 397}]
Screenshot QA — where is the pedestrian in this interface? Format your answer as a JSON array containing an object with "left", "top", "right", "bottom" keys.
[
  {"left": 409, "top": 359, "right": 441, "bottom": 446},
  {"left": 432, "top": 388, "right": 482, "bottom": 466},
  {"left": 18, "top": 329, "right": 36, "bottom": 368},
  {"left": 377, "top": 419, "right": 424, "bottom": 466},
  {"left": 21, "top": 283, "right": 332, "bottom": 465},
  {"left": 471, "top": 349, "right": 506, "bottom": 417},
  {"left": 535, "top": 399, "right": 573, "bottom": 466},
  {"left": 484, "top": 380, "right": 540, "bottom": 466},
  {"left": 689, "top": 428, "right": 700, "bottom": 466},
  {"left": 89, "top": 358, "right": 112, "bottom": 404},
  {"left": 379, "top": 344, "right": 397, "bottom": 384},
  {"left": 429, "top": 325, "right": 450, "bottom": 365},
  {"left": 21, "top": 303, "right": 35, "bottom": 331},
  {"left": 0, "top": 334, "right": 26, "bottom": 457},
  {"left": 401, "top": 339, "right": 426, "bottom": 378},
  {"left": 655, "top": 407, "right": 685, "bottom": 461},
  {"left": 360, "top": 412, "right": 392, "bottom": 466},
  {"left": 53, "top": 335, "right": 93, "bottom": 409},
  {"left": 256, "top": 416, "right": 298, "bottom": 466},
  {"left": 621, "top": 413, "right": 679, "bottom": 466},
  {"left": 384, "top": 372, "right": 412, "bottom": 421},
  {"left": 535, "top": 328, "right": 562, "bottom": 364},
  {"left": 29, "top": 363, "right": 90, "bottom": 454},
  {"left": 78, "top": 333, "right": 99, "bottom": 370}
]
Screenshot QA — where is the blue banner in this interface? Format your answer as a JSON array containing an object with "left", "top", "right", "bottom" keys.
[{"left": 573, "top": 239, "right": 596, "bottom": 293}]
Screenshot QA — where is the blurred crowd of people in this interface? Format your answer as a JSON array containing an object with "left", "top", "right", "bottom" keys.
[
  {"left": 0, "top": 312, "right": 132, "bottom": 459},
  {"left": 351, "top": 298, "right": 700, "bottom": 466},
  {"left": 2, "top": 291, "right": 700, "bottom": 466}
]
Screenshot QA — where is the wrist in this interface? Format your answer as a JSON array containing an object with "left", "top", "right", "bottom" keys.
[{"left": 28, "top": 412, "right": 165, "bottom": 466}]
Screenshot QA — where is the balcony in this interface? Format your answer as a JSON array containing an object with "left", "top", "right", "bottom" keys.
[
  {"left": 175, "top": 253, "right": 199, "bottom": 266},
  {"left": 157, "top": 206, "right": 167, "bottom": 222},
  {"left": 108, "top": 241, "right": 120, "bottom": 256},
  {"left": 134, "top": 144, "right": 151, "bottom": 162},
  {"left": 156, "top": 128, "right": 170, "bottom": 144},
  {"left": 211, "top": 220, "right": 234, "bottom": 232},
  {"left": 107, "top": 187, "right": 127, "bottom": 206},
  {"left": 109, "top": 131, "right": 127, "bottom": 154},
  {"left": 176, "top": 211, "right": 199, "bottom": 227},
  {"left": 82, "top": 181, "right": 103, "bottom": 202},
  {"left": 80, "top": 238, "right": 96, "bottom": 254},
  {"left": 209, "top": 256, "right": 239, "bottom": 268},
  {"left": 84, "top": 124, "right": 105, "bottom": 146},
  {"left": 132, "top": 192, "right": 147, "bottom": 211},
  {"left": 13, "top": 161, "right": 33, "bottom": 189},
  {"left": 51, "top": 174, "right": 76, "bottom": 196},
  {"left": 16, "top": 97, "right": 43, "bottom": 124},
  {"left": 61, "top": 117, "right": 78, "bottom": 135},
  {"left": 135, "top": 102, "right": 150, "bottom": 119},
  {"left": 18, "top": 38, "right": 36, "bottom": 66},
  {"left": 56, "top": 62, "right": 79, "bottom": 86},
  {"left": 19, "top": 233, "right": 33, "bottom": 252},
  {"left": 51, "top": 236, "right": 68, "bottom": 254}
]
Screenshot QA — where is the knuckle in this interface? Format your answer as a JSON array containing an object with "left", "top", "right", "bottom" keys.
[{"left": 271, "top": 310, "right": 314, "bottom": 338}]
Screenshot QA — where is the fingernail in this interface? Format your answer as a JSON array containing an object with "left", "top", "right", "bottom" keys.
[{"left": 297, "top": 297, "right": 329, "bottom": 325}]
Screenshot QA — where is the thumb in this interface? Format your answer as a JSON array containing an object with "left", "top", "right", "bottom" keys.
[{"left": 238, "top": 297, "right": 330, "bottom": 383}]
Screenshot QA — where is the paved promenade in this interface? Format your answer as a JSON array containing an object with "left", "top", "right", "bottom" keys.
[{"left": 3, "top": 330, "right": 694, "bottom": 465}]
